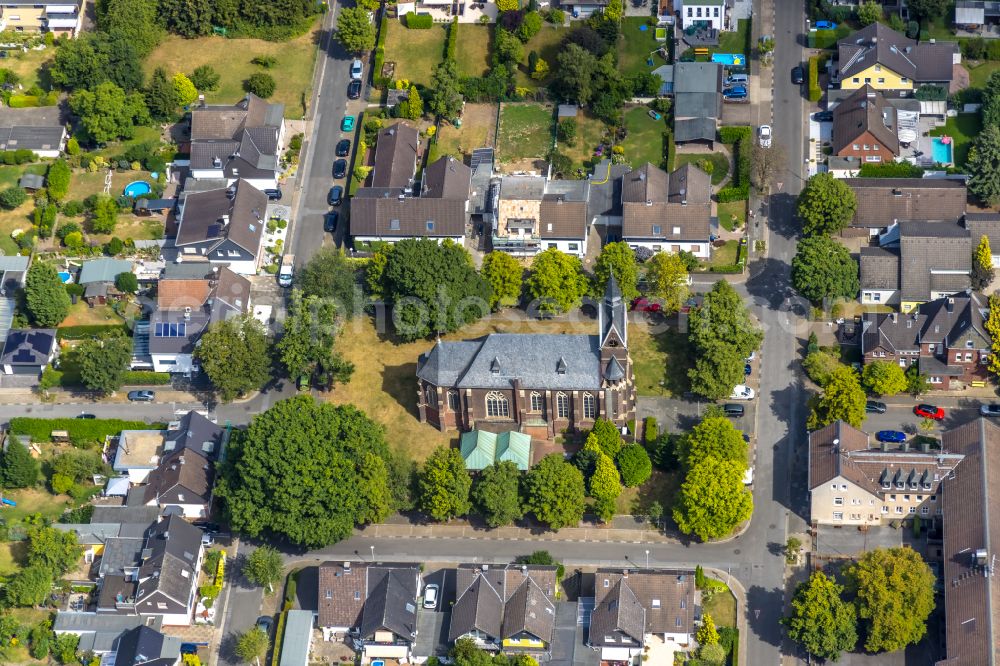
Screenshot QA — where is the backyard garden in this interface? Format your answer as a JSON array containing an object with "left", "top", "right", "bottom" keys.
[{"left": 497, "top": 102, "right": 555, "bottom": 165}]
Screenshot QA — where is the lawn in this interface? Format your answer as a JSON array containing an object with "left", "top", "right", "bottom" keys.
[
  {"left": 619, "top": 17, "right": 666, "bottom": 77},
  {"left": 383, "top": 20, "right": 447, "bottom": 87},
  {"left": 715, "top": 19, "right": 750, "bottom": 56},
  {"left": 965, "top": 61, "right": 1000, "bottom": 89},
  {"left": 700, "top": 239, "right": 740, "bottom": 270},
  {"left": 632, "top": 323, "right": 692, "bottom": 397},
  {"left": 703, "top": 584, "right": 737, "bottom": 627},
  {"left": 60, "top": 301, "right": 127, "bottom": 328},
  {"left": 559, "top": 112, "right": 609, "bottom": 174},
  {"left": 455, "top": 24, "right": 492, "bottom": 78},
  {"left": 0, "top": 201, "right": 34, "bottom": 256},
  {"left": 1, "top": 487, "right": 72, "bottom": 523},
  {"left": 516, "top": 24, "right": 568, "bottom": 87},
  {"left": 621, "top": 106, "right": 667, "bottom": 169},
  {"left": 497, "top": 103, "right": 553, "bottom": 162},
  {"left": 673, "top": 152, "right": 730, "bottom": 185},
  {"left": 922, "top": 17, "right": 956, "bottom": 42},
  {"left": 617, "top": 468, "right": 680, "bottom": 515},
  {"left": 144, "top": 24, "right": 320, "bottom": 119},
  {"left": 2, "top": 46, "right": 54, "bottom": 91},
  {"left": 717, "top": 200, "right": 746, "bottom": 231},
  {"left": 431, "top": 103, "right": 496, "bottom": 161},
  {"left": 0, "top": 542, "right": 19, "bottom": 576},
  {"left": 930, "top": 113, "right": 982, "bottom": 168}
]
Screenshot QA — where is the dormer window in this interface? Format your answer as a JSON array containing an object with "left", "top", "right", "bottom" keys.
[
  {"left": 652, "top": 225, "right": 662, "bottom": 235},
  {"left": 672, "top": 226, "right": 681, "bottom": 235},
  {"left": 967, "top": 340, "right": 975, "bottom": 348},
  {"left": 426, "top": 221, "right": 435, "bottom": 231},
  {"left": 390, "top": 219, "right": 401, "bottom": 230}
]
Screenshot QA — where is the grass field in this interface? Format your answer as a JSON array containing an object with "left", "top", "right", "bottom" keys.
[
  {"left": 61, "top": 301, "right": 127, "bottom": 327},
  {"left": 621, "top": 106, "right": 667, "bottom": 169},
  {"left": 383, "top": 21, "right": 447, "bottom": 87},
  {"left": 673, "top": 152, "right": 730, "bottom": 185},
  {"left": 455, "top": 24, "right": 492, "bottom": 78},
  {"left": 0, "top": 200, "right": 34, "bottom": 256},
  {"left": 632, "top": 324, "right": 692, "bottom": 397},
  {"left": 718, "top": 200, "right": 747, "bottom": 231},
  {"left": 2, "top": 46, "right": 53, "bottom": 91},
  {"left": 2, "top": 487, "right": 72, "bottom": 522},
  {"left": 716, "top": 19, "right": 750, "bottom": 56},
  {"left": 965, "top": 60, "right": 1000, "bottom": 89},
  {"left": 497, "top": 103, "right": 553, "bottom": 162},
  {"left": 517, "top": 25, "right": 569, "bottom": 87},
  {"left": 703, "top": 239, "right": 740, "bottom": 269},
  {"left": 431, "top": 103, "right": 496, "bottom": 161},
  {"left": 617, "top": 468, "right": 679, "bottom": 515},
  {"left": 0, "top": 542, "right": 19, "bottom": 576},
  {"left": 930, "top": 113, "right": 982, "bottom": 168},
  {"left": 703, "top": 584, "right": 738, "bottom": 627},
  {"left": 559, "top": 112, "right": 609, "bottom": 174},
  {"left": 619, "top": 17, "right": 665, "bottom": 77},
  {"left": 144, "top": 25, "right": 320, "bottom": 119}
]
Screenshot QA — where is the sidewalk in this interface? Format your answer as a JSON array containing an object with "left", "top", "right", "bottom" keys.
[
  {"left": 0, "top": 386, "right": 208, "bottom": 406},
  {"left": 747, "top": 0, "right": 774, "bottom": 260}
]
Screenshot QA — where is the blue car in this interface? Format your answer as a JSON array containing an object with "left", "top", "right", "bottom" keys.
[
  {"left": 876, "top": 430, "right": 907, "bottom": 443},
  {"left": 723, "top": 86, "right": 748, "bottom": 99},
  {"left": 815, "top": 20, "right": 837, "bottom": 30}
]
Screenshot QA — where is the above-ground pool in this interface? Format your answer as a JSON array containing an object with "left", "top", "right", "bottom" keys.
[
  {"left": 931, "top": 137, "right": 954, "bottom": 166},
  {"left": 123, "top": 181, "right": 152, "bottom": 198},
  {"left": 57, "top": 271, "right": 72, "bottom": 284},
  {"left": 712, "top": 53, "right": 746, "bottom": 66}
]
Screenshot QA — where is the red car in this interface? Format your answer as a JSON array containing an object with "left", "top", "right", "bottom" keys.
[
  {"left": 631, "top": 298, "right": 662, "bottom": 313},
  {"left": 914, "top": 404, "right": 945, "bottom": 420}
]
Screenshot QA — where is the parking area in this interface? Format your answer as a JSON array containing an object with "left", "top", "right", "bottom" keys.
[
  {"left": 721, "top": 100, "right": 753, "bottom": 127},
  {"left": 815, "top": 524, "right": 903, "bottom": 558},
  {"left": 862, "top": 401, "right": 983, "bottom": 439},
  {"left": 637, "top": 396, "right": 757, "bottom": 438},
  {"left": 412, "top": 567, "right": 456, "bottom": 658}
]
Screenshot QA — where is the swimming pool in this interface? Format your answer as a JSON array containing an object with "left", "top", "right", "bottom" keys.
[
  {"left": 931, "top": 136, "right": 954, "bottom": 166},
  {"left": 57, "top": 271, "right": 72, "bottom": 284},
  {"left": 123, "top": 180, "right": 152, "bottom": 198},
  {"left": 712, "top": 53, "right": 746, "bottom": 66}
]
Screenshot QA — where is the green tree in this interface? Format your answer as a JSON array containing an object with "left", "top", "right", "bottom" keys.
[
  {"left": 593, "top": 241, "right": 638, "bottom": 301},
  {"left": 472, "top": 460, "right": 524, "bottom": 528},
  {"left": 673, "top": 456, "right": 753, "bottom": 541},
  {"left": 337, "top": 7, "right": 377, "bottom": 54},
  {"left": 115, "top": 271, "right": 138, "bottom": 294},
  {"left": 95, "top": 0, "right": 163, "bottom": 56},
  {"left": 146, "top": 67, "right": 179, "bottom": 120},
  {"left": 791, "top": 235, "right": 859, "bottom": 304},
  {"left": 688, "top": 280, "right": 763, "bottom": 399},
  {"left": 215, "top": 395, "right": 394, "bottom": 547},
  {"left": 243, "top": 546, "right": 283, "bottom": 593},
  {"left": 552, "top": 43, "right": 599, "bottom": 104},
  {"left": 518, "top": 10, "right": 542, "bottom": 40},
  {"left": 861, "top": 360, "right": 908, "bottom": 396},
  {"left": 403, "top": 86, "right": 423, "bottom": 119},
  {"left": 195, "top": 315, "right": 271, "bottom": 402},
  {"left": 53, "top": 632, "right": 80, "bottom": 664},
  {"left": 298, "top": 247, "right": 361, "bottom": 316},
  {"left": 983, "top": 71, "right": 1000, "bottom": 129},
  {"left": 26, "top": 525, "right": 80, "bottom": 576},
  {"left": 46, "top": 160, "right": 71, "bottom": 202},
  {"left": 523, "top": 454, "right": 586, "bottom": 530},
  {"left": 481, "top": 251, "right": 522, "bottom": 309},
  {"left": 0, "top": 186, "right": 26, "bottom": 209},
  {"left": 845, "top": 547, "right": 935, "bottom": 653},
  {"left": 856, "top": 0, "right": 883, "bottom": 25},
  {"left": 51, "top": 33, "right": 144, "bottom": 92},
  {"left": 76, "top": 334, "right": 132, "bottom": 395},
  {"left": 589, "top": 452, "right": 621, "bottom": 523},
  {"left": 25, "top": 261, "right": 71, "bottom": 327},
  {"left": 807, "top": 365, "right": 867, "bottom": 428},
  {"left": 0, "top": 435, "right": 39, "bottom": 488},
  {"left": 277, "top": 289, "right": 339, "bottom": 380},
  {"left": 905, "top": 364, "right": 930, "bottom": 396},
  {"left": 4, "top": 564, "right": 54, "bottom": 607},
  {"left": 69, "top": 82, "right": 151, "bottom": 145},
  {"left": 973, "top": 234, "right": 995, "bottom": 290},
  {"left": 531, "top": 57, "right": 550, "bottom": 80},
  {"left": 588, "top": 418, "right": 623, "bottom": 458},
  {"left": 190, "top": 64, "right": 221, "bottom": 91},
  {"left": 172, "top": 71, "right": 199, "bottom": 106},
  {"left": 967, "top": 125, "right": 1000, "bottom": 206},
  {"left": 697, "top": 612, "right": 720, "bottom": 645},
  {"left": 234, "top": 627, "right": 269, "bottom": 664},
  {"left": 494, "top": 28, "right": 524, "bottom": 64},
  {"left": 525, "top": 247, "right": 588, "bottom": 315},
  {"left": 89, "top": 194, "right": 120, "bottom": 234},
  {"left": 988, "top": 294, "right": 1000, "bottom": 378},
  {"left": 802, "top": 349, "right": 843, "bottom": 387},
  {"left": 51, "top": 450, "right": 103, "bottom": 484},
  {"left": 244, "top": 72, "right": 276, "bottom": 98},
  {"left": 29, "top": 620, "right": 51, "bottom": 659},
  {"left": 796, "top": 173, "right": 857, "bottom": 236},
  {"left": 906, "top": 0, "right": 949, "bottom": 20},
  {"left": 644, "top": 251, "right": 689, "bottom": 313},
  {"left": 616, "top": 444, "right": 651, "bottom": 487},
  {"left": 418, "top": 446, "right": 472, "bottom": 521},
  {"left": 382, "top": 239, "right": 491, "bottom": 340},
  {"left": 678, "top": 415, "right": 748, "bottom": 470},
  {"left": 427, "top": 59, "right": 464, "bottom": 119},
  {"left": 783, "top": 571, "right": 858, "bottom": 661}
]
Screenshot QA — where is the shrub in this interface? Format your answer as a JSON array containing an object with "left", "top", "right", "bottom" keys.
[
  {"left": 11, "top": 417, "right": 162, "bottom": 447},
  {"left": 643, "top": 416, "right": 658, "bottom": 445},
  {"left": 617, "top": 444, "right": 652, "bottom": 487},
  {"left": 56, "top": 324, "right": 131, "bottom": 339},
  {"left": 244, "top": 72, "right": 276, "bottom": 98},
  {"left": 857, "top": 162, "right": 924, "bottom": 178},
  {"left": 251, "top": 55, "right": 278, "bottom": 68},
  {"left": 121, "top": 371, "right": 172, "bottom": 385},
  {"left": 8, "top": 95, "right": 39, "bottom": 108},
  {"left": 548, "top": 8, "right": 565, "bottom": 22},
  {"left": 405, "top": 12, "right": 434, "bottom": 28},
  {"left": 66, "top": 137, "right": 80, "bottom": 155},
  {"left": 808, "top": 55, "right": 822, "bottom": 103},
  {"left": 0, "top": 186, "right": 27, "bottom": 209},
  {"left": 62, "top": 200, "right": 85, "bottom": 216},
  {"left": 51, "top": 472, "right": 74, "bottom": 494},
  {"left": 718, "top": 125, "right": 751, "bottom": 144},
  {"left": 717, "top": 184, "right": 749, "bottom": 202}
]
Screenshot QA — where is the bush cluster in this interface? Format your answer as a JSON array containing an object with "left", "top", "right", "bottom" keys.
[
  {"left": 718, "top": 125, "right": 751, "bottom": 144},
  {"left": 716, "top": 134, "right": 750, "bottom": 202},
  {"left": 0, "top": 149, "right": 37, "bottom": 165},
  {"left": 405, "top": 12, "right": 434, "bottom": 29},
  {"left": 808, "top": 55, "right": 823, "bottom": 103},
  {"left": 122, "top": 371, "right": 172, "bottom": 385}
]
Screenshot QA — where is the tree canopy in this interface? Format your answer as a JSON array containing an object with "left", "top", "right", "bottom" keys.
[
  {"left": 672, "top": 456, "right": 753, "bottom": 541},
  {"left": 593, "top": 242, "right": 638, "bottom": 301},
  {"left": 616, "top": 444, "right": 652, "bottom": 487},
  {"left": 46, "top": 160, "right": 71, "bottom": 202},
  {"left": 861, "top": 360, "right": 907, "bottom": 397},
  {"left": 782, "top": 571, "right": 858, "bottom": 661},
  {"left": 51, "top": 33, "right": 144, "bottom": 92},
  {"left": 95, "top": 0, "right": 164, "bottom": 57},
  {"left": 807, "top": 365, "right": 867, "bottom": 428},
  {"left": 70, "top": 82, "right": 151, "bottom": 145},
  {"left": 243, "top": 546, "right": 283, "bottom": 593},
  {"left": 234, "top": 628, "right": 269, "bottom": 664},
  {"left": 587, "top": 418, "right": 623, "bottom": 458},
  {"left": 297, "top": 248, "right": 361, "bottom": 316},
  {"left": 4, "top": 564, "right": 54, "bottom": 607},
  {"left": 195, "top": 315, "right": 271, "bottom": 402},
  {"left": 796, "top": 173, "right": 858, "bottom": 236},
  {"left": 25, "top": 262, "right": 70, "bottom": 327},
  {"left": 0, "top": 435, "right": 38, "bottom": 489},
  {"left": 336, "top": 7, "right": 377, "bottom": 53},
  {"left": 525, "top": 247, "right": 589, "bottom": 315},
  {"left": 791, "top": 235, "right": 859, "bottom": 304},
  {"left": 856, "top": 0, "right": 883, "bottom": 25},
  {"left": 277, "top": 289, "right": 353, "bottom": 387},
  {"left": 589, "top": 452, "right": 621, "bottom": 523},
  {"left": 75, "top": 334, "right": 132, "bottom": 395},
  {"left": 215, "top": 395, "right": 395, "bottom": 547},
  {"left": 688, "top": 280, "right": 762, "bottom": 399},
  {"left": 678, "top": 416, "right": 748, "bottom": 470},
  {"left": 427, "top": 59, "right": 465, "bottom": 119},
  {"left": 973, "top": 234, "right": 995, "bottom": 290},
  {"left": 481, "top": 251, "right": 523, "bottom": 310},
  {"left": 417, "top": 446, "right": 472, "bottom": 521},
  {"left": 523, "top": 454, "right": 586, "bottom": 530},
  {"left": 644, "top": 251, "right": 689, "bottom": 314},
  {"left": 845, "top": 547, "right": 935, "bottom": 653},
  {"left": 472, "top": 461, "right": 524, "bottom": 528},
  {"left": 967, "top": 125, "right": 1000, "bottom": 206}
]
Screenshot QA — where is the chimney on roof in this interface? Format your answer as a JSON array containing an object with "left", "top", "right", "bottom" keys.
[
  {"left": 890, "top": 313, "right": 897, "bottom": 323},
  {"left": 920, "top": 441, "right": 930, "bottom": 453},
  {"left": 680, "top": 187, "right": 687, "bottom": 206},
  {"left": 522, "top": 565, "right": 528, "bottom": 575},
  {"left": 623, "top": 569, "right": 629, "bottom": 578},
  {"left": 389, "top": 128, "right": 396, "bottom": 136},
  {"left": 947, "top": 297, "right": 955, "bottom": 312},
  {"left": 646, "top": 199, "right": 653, "bottom": 206},
  {"left": 221, "top": 215, "right": 230, "bottom": 226}
]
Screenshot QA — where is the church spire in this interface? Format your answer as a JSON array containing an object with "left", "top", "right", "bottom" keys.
[{"left": 599, "top": 273, "right": 627, "bottom": 349}]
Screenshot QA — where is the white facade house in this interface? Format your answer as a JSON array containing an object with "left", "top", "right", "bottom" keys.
[
  {"left": 621, "top": 164, "right": 713, "bottom": 260},
  {"left": 678, "top": 0, "right": 727, "bottom": 30}
]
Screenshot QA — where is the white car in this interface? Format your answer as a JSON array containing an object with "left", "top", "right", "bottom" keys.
[
  {"left": 758, "top": 124, "right": 772, "bottom": 148},
  {"left": 350, "top": 59, "right": 364, "bottom": 81},
  {"left": 729, "top": 384, "right": 756, "bottom": 401},
  {"left": 423, "top": 584, "right": 439, "bottom": 609}
]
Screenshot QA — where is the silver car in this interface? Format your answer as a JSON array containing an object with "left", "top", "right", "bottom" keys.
[
  {"left": 350, "top": 59, "right": 363, "bottom": 80},
  {"left": 758, "top": 124, "right": 772, "bottom": 148}
]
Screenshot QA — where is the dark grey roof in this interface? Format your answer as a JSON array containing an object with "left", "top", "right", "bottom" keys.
[
  {"left": 862, "top": 292, "right": 990, "bottom": 353},
  {"left": 838, "top": 22, "right": 955, "bottom": 83},
  {"left": 0, "top": 329, "right": 55, "bottom": 366},
  {"left": 859, "top": 246, "right": 900, "bottom": 290},
  {"left": 0, "top": 125, "right": 65, "bottom": 152},
  {"left": 372, "top": 123, "right": 419, "bottom": 189},
  {"left": 540, "top": 194, "right": 588, "bottom": 239},
  {"left": 113, "top": 625, "right": 181, "bottom": 666},
  {"left": 845, "top": 178, "right": 967, "bottom": 228},
  {"left": 605, "top": 357, "right": 625, "bottom": 381},
  {"left": 674, "top": 117, "right": 718, "bottom": 142},
  {"left": 91, "top": 504, "right": 161, "bottom": 527},
  {"left": 189, "top": 94, "right": 283, "bottom": 174},
  {"left": 19, "top": 172, "right": 44, "bottom": 190},
  {"left": 601, "top": 275, "right": 627, "bottom": 349},
  {"left": 79, "top": 258, "right": 133, "bottom": 284},
  {"left": 965, "top": 214, "right": 1000, "bottom": 261},
  {"left": 135, "top": 515, "right": 202, "bottom": 607},
  {"left": 674, "top": 92, "right": 722, "bottom": 120},
  {"left": 54, "top": 522, "right": 122, "bottom": 546},
  {"left": 166, "top": 411, "right": 224, "bottom": 457},
  {"left": 449, "top": 574, "right": 504, "bottom": 641},
  {"left": 142, "top": 447, "right": 213, "bottom": 508},
  {"left": 98, "top": 536, "right": 145, "bottom": 577},
  {"left": 673, "top": 62, "right": 723, "bottom": 93},
  {"left": 899, "top": 222, "right": 971, "bottom": 301},
  {"left": 359, "top": 568, "right": 418, "bottom": 639},
  {"left": 469, "top": 148, "right": 494, "bottom": 215},
  {"left": 422, "top": 156, "right": 472, "bottom": 200},
  {"left": 589, "top": 579, "right": 646, "bottom": 645},
  {"left": 349, "top": 196, "right": 467, "bottom": 239},
  {"left": 417, "top": 340, "right": 484, "bottom": 386},
  {"left": 148, "top": 309, "right": 210, "bottom": 355},
  {"left": 622, "top": 163, "right": 669, "bottom": 203},
  {"left": 54, "top": 613, "right": 162, "bottom": 654},
  {"left": 176, "top": 179, "right": 267, "bottom": 254},
  {"left": 501, "top": 577, "right": 555, "bottom": 642},
  {"left": 501, "top": 176, "right": 546, "bottom": 201}
]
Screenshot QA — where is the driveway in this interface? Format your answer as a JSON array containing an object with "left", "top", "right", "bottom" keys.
[
  {"left": 815, "top": 525, "right": 903, "bottom": 558},
  {"left": 413, "top": 567, "right": 455, "bottom": 658},
  {"left": 637, "top": 396, "right": 757, "bottom": 437}
]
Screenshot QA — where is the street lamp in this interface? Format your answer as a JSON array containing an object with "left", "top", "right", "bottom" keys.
[
  {"left": 370, "top": 545, "right": 375, "bottom": 562},
  {"left": 645, "top": 550, "right": 650, "bottom": 568}
]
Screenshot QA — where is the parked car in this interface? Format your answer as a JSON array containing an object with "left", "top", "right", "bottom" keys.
[
  {"left": 723, "top": 86, "right": 748, "bottom": 100},
  {"left": 256, "top": 616, "right": 274, "bottom": 635},
  {"left": 876, "top": 430, "right": 907, "bottom": 443},
  {"left": 341, "top": 115, "right": 355, "bottom": 132},
  {"left": 981, "top": 403, "right": 1000, "bottom": 417},
  {"left": 791, "top": 66, "right": 805, "bottom": 84},
  {"left": 723, "top": 403, "right": 745, "bottom": 417},
  {"left": 815, "top": 20, "right": 837, "bottom": 30},
  {"left": 333, "top": 159, "right": 347, "bottom": 179},
  {"left": 76, "top": 413, "right": 96, "bottom": 419},
  {"left": 263, "top": 188, "right": 282, "bottom": 201},
  {"left": 746, "top": 351, "right": 757, "bottom": 362},
  {"left": 865, "top": 400, "right": 887, "bottom": 414},
  {"left": 729, "top": 384, "right": 755, "bottom": 400},
  {"left": 812, "top": 110, "right": 833, "bottom": 122},
  {"left": 744, "top": 364, "right": 752, "bottom": 376},
  {"left": 336, "top": 139, "right": 351, "bottom": 157},
  {"left": 350, "top": 59, "right": 363, "bottom": 80},
  {"left": 631, "top": 297, "right": 662, "bottom": 313},
  {"left": 328, "top": 185, "right": 344, "bottom": 206},
  {"left": 758, "top": 124, "right": 772, "bottom": 148},
  {"left": 423, "top": 584, "right": 439, "bottom": 609},
  {"left": 348, "top": 79, "right": 362, "bottom": 99},
  {"left": 914, "top": 404, "right": 945, "bottom": 420},
  {"left": 324, "top": 211, "right": 339, "bottom": 233},
  {"left": 127, "top": 390, "right": 155, "bottom": 402}
]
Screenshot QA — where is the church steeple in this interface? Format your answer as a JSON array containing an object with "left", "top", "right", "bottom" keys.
[{"left": 599, "top": 274, "right": 627, "bottom": 350}]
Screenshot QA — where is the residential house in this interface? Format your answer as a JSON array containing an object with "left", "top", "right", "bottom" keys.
[
  {"left": 842, "top": 178, "right": 967, "bottom": 237},
  {"left": 111, "top": 411, "right": 224, "bottom": 485},
  {"left": 460, "top": 430, "right": 532, "bottom": 471},
  {"left": 416, "top": 277, "right": 636, "bottom": 439},
  {"left": 488, "top": 176, "right": 591, "bottom": 257},
  {"left": 350, "top": 154, "right": 471, "bottom": 246},
  {"left": 174, "top": 179, "right": 269, "bottom": 275},
  {"left": 539, "top": 180, "right": 591, "bottom": 257},
  {"left": 448, "top": 563, "right": 558, "bottom": 654},
  {"left": 189, "top": 94, "right": 285, "bottom": 190},
  {"left": 808, "top": 420, "right": 964, "bottom": 526},
  {"left": 372, "top": 122, "right": 419, "bottom": 190},
  {"left": 0, "top": 105, "right": 67, "bottom": 156},
  {"left": 558, "top": 0, "right": 610, "bottom": 18},
  {"left": 672, "top": 62, "right": 723, "bottom": 145},
  {"left": 53, "top": 614, "right": 165, "bottom": 658},
  {"left": 141, "top": 447, "right": 214, "bottom": 519},
  {"left": 0, "top": 0, "right": 81, "bottom": 36},
  {"left": 831, "top": 85, "right": 900, "bottom": 163},
  {"left": 955, "top": 0, "right": 1000, "bottom": 30},
  {"left": 620, "top": 162, "right": 713, "bottom": 258},
  {"left": 837, "top": 22, "right": 958, "bottom": 93},
  {"left": 677, "top": 0, "right": 727, "bottom": 30},
  {"left": 859, "top": 246, "right": 900, "bottom": 306},
  {"left": 469, "top": 148, "right": 494, "bottom": 221},
  {"left": 0, "top": 254, "right": 28, "bottom": 295},
  {"left": 860, "top": 291, "right": 991, "bottom": 389},
  {"left": 896, "top": 222, "right": 971, "bottom": 312},
  {"left": 111, "top": 625, "right": 182, "bottom": 666},
  {"left": 589, "top": 568, "right": 699, "bottom": 660},
  {"left": 78, "top": 258, "right": 134, "bottom": 306},
  {"left": 0, "top": 328, "right": 56, "bottom": 376},
  {"left": 317, "top": 561, "right": 421, "bottom": 662}
]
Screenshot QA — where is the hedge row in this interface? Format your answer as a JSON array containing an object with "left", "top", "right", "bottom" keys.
[
  {"left": 717, "top": 184, "right": 749, "bottom": 202},
  {"left": 960, "top": 36, "right": 1000, "bottom": 62},
  {"left": 857, "top": 161, "right": 924, "bottom": 178},
  {"left": 373, "top": 14, "right": 389, "bottom": 87},
  {"left": 710, "top": 264, "right": 744, "bottom": 273},
  {"left": 663, "top": 128, "right": 675, "bottom": 171},
  {"left": 0, "top": 149, "right": 37, "bottom": 165},
  {"left": 9, "top": 92, "right": 58, "bottom": 108},
  {"left": 807, "top": 55, "right": 822, "bottom": 103},
  {"left": 405, "top": 12, "right": 434, "bottom": 28},
  {"left": 10, "top": 417, "right": 161, "bottom": 445},
  {"left": 56, "top": 324, "right": 131, "bottom": 340},
  {"left": 122, "top": 371, "right": 172, "bottom": 386},
  {"left": 446, "top": 17, "right": 458, "bottom": 60},
  {"left": 718, "top": 125, "right": 751, "bottom": 144},
  {"left": 734, "top": 137, "right": 750, "bottom": 188}
]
